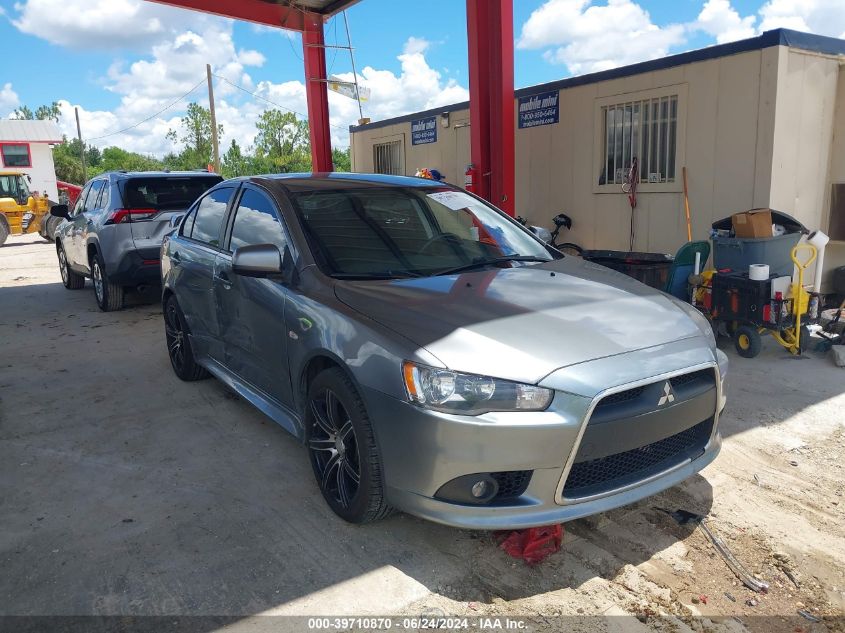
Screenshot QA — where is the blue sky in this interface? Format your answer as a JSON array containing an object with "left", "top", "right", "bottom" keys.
[{"left": 0, "top": 0, "right": 842, "bottom": 154}]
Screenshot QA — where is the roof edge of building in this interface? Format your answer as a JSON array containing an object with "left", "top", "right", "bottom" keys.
[{"left": 349, "top": 28, "right": 845, "bottom": 134}]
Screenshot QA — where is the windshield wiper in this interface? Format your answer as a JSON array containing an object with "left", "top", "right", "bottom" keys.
[{"left": 434, "top": 255, "right": 551, "bottom": 276}]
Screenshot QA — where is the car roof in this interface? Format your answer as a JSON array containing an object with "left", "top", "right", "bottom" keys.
[
  {"left": 99, "top": 170, "right": 224, "bottom": 180},
  {"left": 243, "top": 172, "right": 450, "bottom": 193}
]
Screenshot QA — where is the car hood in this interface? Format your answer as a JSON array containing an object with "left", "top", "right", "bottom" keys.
[{"left": 334, "top": 257, "right": 706, "bottom": 384}]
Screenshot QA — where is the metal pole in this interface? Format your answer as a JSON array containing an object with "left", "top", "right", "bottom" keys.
[
  {"left": 74, "top": 107, "right": 87, "bottom": 182},
  {"left": 342, "top": 11, "right": 364, "bottom": 122},
  {"left": 206, "top": 64, "right": 221, "bottom": 173}
]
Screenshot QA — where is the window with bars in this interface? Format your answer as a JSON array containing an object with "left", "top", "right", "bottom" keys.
[
  {"left": 600, "top": 95, "right": 678, "bottom": 186},
  {"left": 373, "top": 141, "right": 403, "bottom": 175}
]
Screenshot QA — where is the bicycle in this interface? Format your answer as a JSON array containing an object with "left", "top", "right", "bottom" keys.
[{"left": 549, "top": 213, "right": 583, "bottom": 256}]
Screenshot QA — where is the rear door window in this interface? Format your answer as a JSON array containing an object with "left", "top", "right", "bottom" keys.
[
  {"left": 189, "top": 187, "right": 234, "bottom": 248},
  {"left": 123, "top": 176, "right": 222, "bottom": 211},
  {"left": 229, "top": 189, "right": 288, "bottom": 252}
]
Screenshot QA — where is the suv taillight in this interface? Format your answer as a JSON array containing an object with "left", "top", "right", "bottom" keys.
[{"left": 105, "top": 208, "right": 157, "bottom": 225}]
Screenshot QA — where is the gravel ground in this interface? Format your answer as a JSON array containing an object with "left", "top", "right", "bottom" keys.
[{"left": 1, "top": 233, "right": 843, "bottom": 632}]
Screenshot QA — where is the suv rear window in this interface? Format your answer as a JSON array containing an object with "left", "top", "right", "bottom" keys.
[{"left": 122, "top": 176, "right": 222, "bottom": 211}]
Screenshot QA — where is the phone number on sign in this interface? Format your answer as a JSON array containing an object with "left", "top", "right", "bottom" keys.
[{"left": 307, "top": 617, "right": 473, "bottom": 630}]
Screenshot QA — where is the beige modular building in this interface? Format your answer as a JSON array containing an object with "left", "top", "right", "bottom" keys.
[{"left": 350, "top": 29, "right": 845, "bottom": 292}]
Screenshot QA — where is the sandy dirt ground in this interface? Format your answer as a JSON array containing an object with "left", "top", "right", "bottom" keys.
[{"left": 1, "top": 232, "right": 843, "bottom": 632}]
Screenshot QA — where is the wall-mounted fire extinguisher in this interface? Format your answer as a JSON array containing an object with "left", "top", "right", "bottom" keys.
[{"left": 464, "top": 163, "right": 476, "bottom": 193}]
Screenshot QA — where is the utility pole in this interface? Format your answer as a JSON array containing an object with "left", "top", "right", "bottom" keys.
[
  {"left": 206, "top": 64, "right": 221, "bottom": 173},
  {"left": 74, "top": 107, "right": 87, "bottom": 182}
]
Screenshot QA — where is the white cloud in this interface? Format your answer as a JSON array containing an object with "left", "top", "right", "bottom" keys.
[
  {"left": 56, "top": 35, "right": 466, "bottom": 157},
  {"left": 695, "top": 0, "right": 757, "bottom": 43},
  {"left": 517, "top": 0, "right": 685, "bottom": 75},
  {"left": 11, "top": 0, "right": 224, "bottom": 50},
  {"left": 0, "top": 83, "right": 20, "bottom": 116},
  {"left": 758, "top": 0, "right": 845, "bottom": 38}
]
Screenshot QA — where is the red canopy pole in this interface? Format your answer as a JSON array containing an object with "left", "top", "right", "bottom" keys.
[
  {"left": 466, "top": 0, "right": 515, "bottom": 216},
  {"left": 303, "top": 13, "right": 334, "bottom": 172}
]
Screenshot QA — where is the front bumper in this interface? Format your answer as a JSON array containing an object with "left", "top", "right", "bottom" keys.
[{"left": 363, "top": 341, "right": 726, "bottom": 530}]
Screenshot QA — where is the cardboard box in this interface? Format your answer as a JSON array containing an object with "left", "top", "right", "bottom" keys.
[{"left": 732, "top": 208, "right": 773, "bottom": 238}]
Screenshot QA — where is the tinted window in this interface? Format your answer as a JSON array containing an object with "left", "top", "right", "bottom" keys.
[
  {"left": 190, "top": 187, "right": 233, "bottom": 247},
  {"left": 82, "top": 181, "right": 104, "bottom": 213},
  {"left": 124, "top": 176, "right": 222, "bottom": 211},
  {"left": 230, "top": 189, "right": 287, "bottom": 252},
  {"left": 95, "top": 183, "right": 110, "bottom": 210},
  {"left": 1, "top": 144, "right": 31, "bottom": 167}
]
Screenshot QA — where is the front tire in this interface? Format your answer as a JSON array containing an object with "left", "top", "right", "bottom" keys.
[
  {"left": 306, "top": 368, "right": 392, "bottom": 524},
  {"left": 734, "top": 325, "right": 762, "bottom": 358},
  {"left": 164, "top": 295, "right": 209, "bottom": 381},
  {"left": 0, "top": 221, "right": 8, "bottom": 246},
  {"left": 58, "top": 244, "right": 85, "bottom": 289},
  {"left": 91, "top": 252, "right": 124, "bottom": 311}
]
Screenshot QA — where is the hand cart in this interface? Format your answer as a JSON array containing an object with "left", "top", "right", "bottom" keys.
[{"left": 692, "top": 243, "right": 818, "bottom": 358}]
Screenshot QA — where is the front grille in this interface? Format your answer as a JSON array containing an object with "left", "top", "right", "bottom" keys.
[
  {"left": 491, "top": 470, "right": 532, "bottom": 501},
  {"left": 670, "top": 368, "right": 715, "bottom": 390},
  {"left": 563, "top": 419, "right": 713, "bottom": 499},
  {"left": 595, "top": 386, "right": 646, "bottom": 409}
]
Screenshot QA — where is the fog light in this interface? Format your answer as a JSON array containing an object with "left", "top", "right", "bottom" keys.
[{"left": 471, "top": 480, "right": 490, "bottom": 498}]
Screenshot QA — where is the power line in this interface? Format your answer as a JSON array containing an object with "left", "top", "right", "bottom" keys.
[
  {"left": 213, "top": 73, "right": 348, "bottom": 131},
  {"left": 85, "top": 78, "right": 207, "bottom": 141}
]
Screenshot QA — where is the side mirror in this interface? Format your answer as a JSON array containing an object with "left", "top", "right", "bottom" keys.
[
  {"left": 232, "top": 244, "right": 283, "bottom": 278},
  {"left": 169, "top": 214, "right": 184, "bottom": 229},
  {"left": 50, "top": 204, "right": 70, "bottom": 219}
]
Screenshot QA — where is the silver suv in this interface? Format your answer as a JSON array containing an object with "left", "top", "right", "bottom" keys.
[
  {"left": 51, "top": 171, "right": 222, "bottom": 311},
  {"left": 162, "top": 173, "right": 728, "bottom": 529}
]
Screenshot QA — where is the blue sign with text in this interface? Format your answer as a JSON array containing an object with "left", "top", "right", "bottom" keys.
[
  {"left": 518, "top": 90, "right": 559, "bottom": 129},
  {"left": 411, "top": 116, "right": 437, "bottom": 145}
]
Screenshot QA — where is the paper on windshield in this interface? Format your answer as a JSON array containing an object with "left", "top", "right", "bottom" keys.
[{"left": 427, "top": 191, "right": 470, "bottom": 211}]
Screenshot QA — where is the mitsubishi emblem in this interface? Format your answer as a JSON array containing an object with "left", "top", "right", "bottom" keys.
[{"left": 658, "top": 381, "right": 675, "bottom": 406}]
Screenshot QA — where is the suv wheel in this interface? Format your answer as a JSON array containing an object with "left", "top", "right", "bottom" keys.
[
  {"left": 306, "top": 367, "right": 392, "bottom": 524},
  {"left": 164, "top": 295, "right": 209, "bottom": 381},
  {"left": 58, "top": 244, "right": 85, "bottom": 289},
  {"left": 91, "top": 251, "right": 124, "bottom": 311}
]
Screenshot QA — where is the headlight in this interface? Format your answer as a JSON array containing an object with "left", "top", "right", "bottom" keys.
[{"left": 402, "top": 361, "right": 553, "bottom": 415}]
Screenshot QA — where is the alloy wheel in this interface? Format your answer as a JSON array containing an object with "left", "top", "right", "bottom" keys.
[
  {"left": 164, "top": 302, "right": 186, "bottom": 371},
  {"left": 308, "top": 389, "right": 361, "bottom": 509},
  {"left": 92, "top": 260, "right": 104, "bottom": 303},
  {"left": 58, "top": 248, "right": 68, "bottom": 284}
]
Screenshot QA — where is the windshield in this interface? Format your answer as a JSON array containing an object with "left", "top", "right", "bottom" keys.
[
  {"left": 291, "top": 187, "right": 555, "bottom": 279},
  {"left": 0, "top": 174, "right": 30, "bottom": 202}
]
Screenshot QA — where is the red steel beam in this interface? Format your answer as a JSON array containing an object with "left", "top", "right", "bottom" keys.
[
  {"left": 146, "top": 0, "right": 307, "bottom": 30},
  {"left": 466, "top": 0, "right": 515, "bottom": 216},
  {"left": 303, "top": 13, "right": 334, "bottom": 172}
]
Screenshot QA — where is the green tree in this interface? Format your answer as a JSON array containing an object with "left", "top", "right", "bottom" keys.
[
  {"left": 13, "top": 101, "right": 61, "bottom": 122},
  {"left": 332, "top": 147, "right": 351, "bottom": 172},
  {"left": 166, "top": 102, "right": 223, "bottom": 170},
  {"left": 254, "top": 109, "right": 311, "bottom": 173}
]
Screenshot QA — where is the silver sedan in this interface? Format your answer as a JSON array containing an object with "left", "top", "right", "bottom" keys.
[{"left": 160, "top": 173, "right": 727, "bottom": 528}]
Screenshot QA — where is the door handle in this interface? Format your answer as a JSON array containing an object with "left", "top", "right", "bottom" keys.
[{"left": 214, "top": 271, "right": 232, "bottom": 289}]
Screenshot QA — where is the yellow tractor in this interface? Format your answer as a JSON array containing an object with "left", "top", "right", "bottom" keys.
[{"left": 0, "top": 170, "right": 57, "bottom": 246}]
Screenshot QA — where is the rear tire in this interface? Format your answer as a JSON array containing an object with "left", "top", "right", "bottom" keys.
[
  {"left": 58, "top": 244, "right": 85, "bottom": 289},
  {"left": 44, "top": 216, "right": 62, "bottom": 242},
  {"left": 164, "top": 295, "right": 209, "bottom": 381},
  {"left": 0, "top": 220, "right": 8, "bottom": 246},
  {"left": 306, "top": 367, "right": 392, "bottom": 524},
  {"left": 91, "top": 252, "right": 124, "bottom": 312}
]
